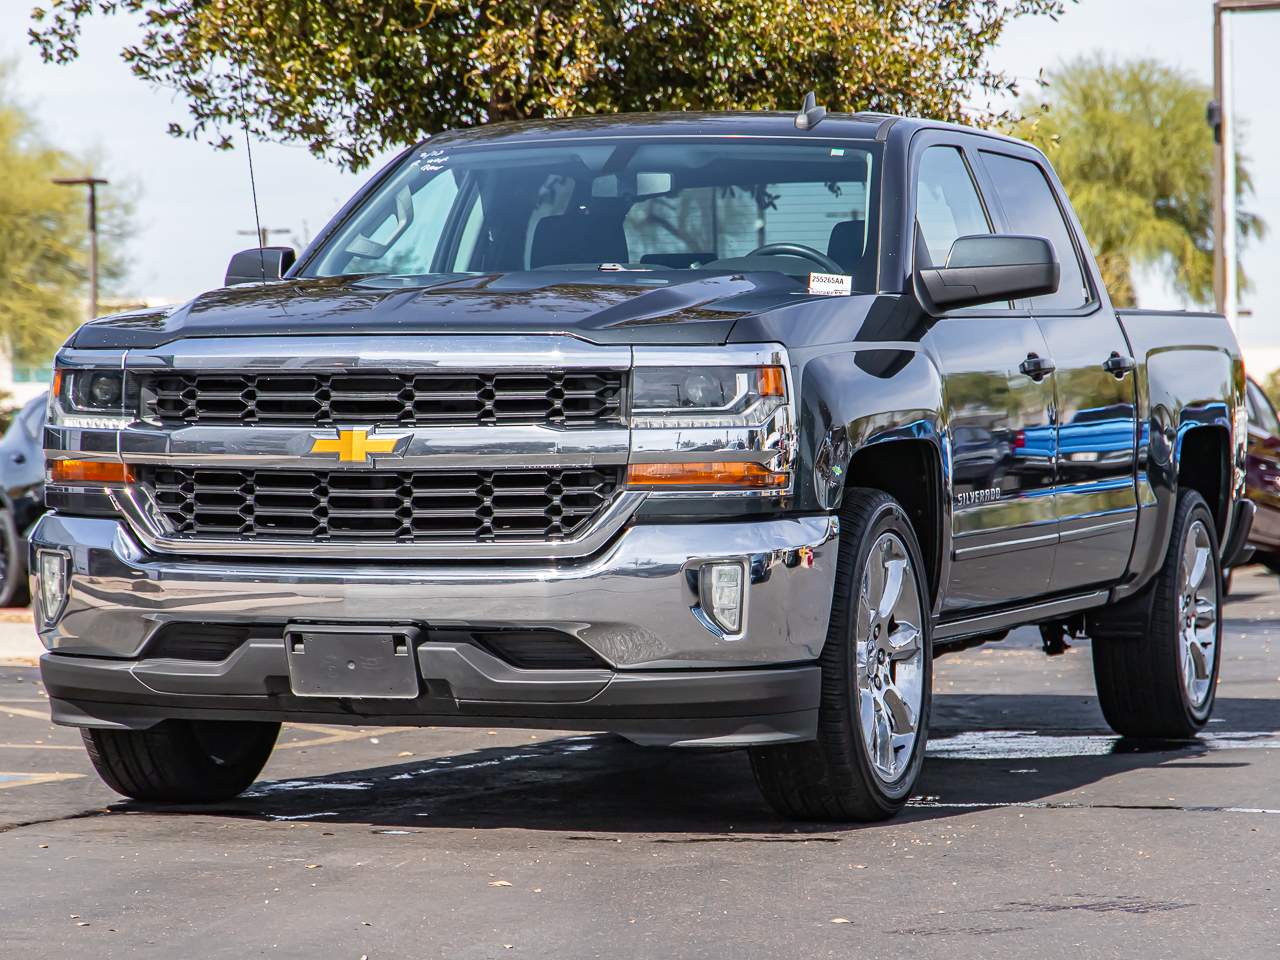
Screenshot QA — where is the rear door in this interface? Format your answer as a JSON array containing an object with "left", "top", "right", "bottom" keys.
[
  {"left": 914, "top": 138, "right": 1058, "bottom": 612},
  {"left": 978, "top": 148, "right": 1138, "bottom": 593}
]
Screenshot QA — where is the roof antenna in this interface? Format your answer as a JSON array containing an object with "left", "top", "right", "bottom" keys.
[
  {"left": 794, "top": 91, "right": 826, "bottom": 130},
  {"left": 235, "top": 62, "right": 267, "bottom": 284}
]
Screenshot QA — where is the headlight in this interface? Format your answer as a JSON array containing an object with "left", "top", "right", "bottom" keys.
[
  {"left": 47, "top": 366, "right": 134, "bottom": 486},
  {"left": 55, "top": 369, "right": 127, "bottom": 413},
  {"left": 627, "top": 347, "right": 795, "bottom": 494},
  {"left": 631, "top": 365, "right": 786, "bottom": 428}
]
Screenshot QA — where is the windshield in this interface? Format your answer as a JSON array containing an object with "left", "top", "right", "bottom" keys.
[{"left": 303, "top": 138, "right": 880, "bottom": 289}]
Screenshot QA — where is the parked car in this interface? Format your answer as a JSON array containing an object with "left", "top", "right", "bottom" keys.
[
  {"left": 1242, "top": 376, "right": 1280, "bottom": 573},
  {"left": 0, "top": 392, "right": 47, "bottom": 607},
  {"left": 33, "top": 103, "right": 1251, "bottom": 822}
]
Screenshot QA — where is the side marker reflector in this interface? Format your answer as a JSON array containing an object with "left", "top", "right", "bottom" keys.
[
  {"left": 627, "top": 462, "right": 787, "bottom": 488},
  {"left": 50, "top": 460, "right": 132, "bottom": 485}
]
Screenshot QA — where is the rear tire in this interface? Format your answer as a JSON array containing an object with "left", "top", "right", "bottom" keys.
[
  {"left": 1092, "top": 490, "right": 1222, "bottom": 738},
  {"left": 750, "top": 489, "right": 932, "bottom": 822},
  {"left": 82, "top": 719, "right": 280, "bottom": 802}
]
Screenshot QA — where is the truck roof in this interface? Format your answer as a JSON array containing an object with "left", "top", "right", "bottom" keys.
[{"left": 419, "top": 110, "right": 1029, "bottom": 151}]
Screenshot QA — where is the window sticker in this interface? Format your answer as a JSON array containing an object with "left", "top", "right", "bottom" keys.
[
  {"left": 413, "top": 148, "right": 449, "bottom": 172},
  {"left": 808, "top": 272, "right": 853, "bottom": 296}
]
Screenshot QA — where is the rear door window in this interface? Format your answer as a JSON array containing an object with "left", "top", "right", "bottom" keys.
[{"left": 980, "top": 151, "right": 1090, "bottom": 310}]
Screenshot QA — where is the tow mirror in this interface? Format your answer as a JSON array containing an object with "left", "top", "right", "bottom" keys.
[
  {"left": 225, "top": 246, "right": 297, "bottom": 286},
  {"left": 915, "top": 234, "right": 1059, "bottom": 315}
]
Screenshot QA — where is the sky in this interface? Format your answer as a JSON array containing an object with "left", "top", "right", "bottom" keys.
[{"left": 2, "top": 0, "right": 1278, "bottom": 363}]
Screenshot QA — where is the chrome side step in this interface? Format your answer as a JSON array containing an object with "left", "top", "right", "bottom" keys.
[{"left": 933, "top": 589, "right": 1110, "bottom": 643}]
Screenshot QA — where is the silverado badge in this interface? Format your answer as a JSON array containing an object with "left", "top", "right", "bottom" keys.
[{"left": 308, "top": 427, "right": 410, "bottom": 464}]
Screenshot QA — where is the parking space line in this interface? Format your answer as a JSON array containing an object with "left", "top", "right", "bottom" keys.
[
  {"left": 0, "top": 705, "right": 52, "bottom": 721},
  {"left": 0, "top": 743, "right": 79, "bottom": 750},
  {"left": 0, "top": 771, "right": 83, "bottom": 790}
]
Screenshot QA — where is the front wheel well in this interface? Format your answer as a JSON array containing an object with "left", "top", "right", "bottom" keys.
[{"left": 843, "top": 439, "right": 942, "bottom": 602}]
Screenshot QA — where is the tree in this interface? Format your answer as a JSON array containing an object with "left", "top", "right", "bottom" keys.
[
  {"left": 1010, "top": 55, "right": 1263, "bottom": 308},
  {"left": 0, "top": 66, "right": 132, "bottom": 363},
  {"left": 30, "top": 0, "right": 1069, "bottom": 172},
  {"left": 1262, "top": 368, "right": 1280, "bottom": 414}
]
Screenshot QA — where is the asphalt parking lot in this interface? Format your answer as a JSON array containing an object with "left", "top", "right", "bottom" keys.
[{"left": 2, "top": 571, "right": 1279, "bottom": 960}]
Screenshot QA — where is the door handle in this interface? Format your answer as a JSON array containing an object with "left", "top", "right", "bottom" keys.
[
  {"left": 1103, "top": 352, "right": 1136, "bottom": 379},
  {"left": 1019, "top": 353, "right": 1055, "bottom": 382}
]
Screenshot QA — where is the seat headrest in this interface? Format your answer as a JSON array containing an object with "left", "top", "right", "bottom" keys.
[
  {"left": 530, "top": 212, "right": 629, "bottom": 268},
  {"left": 827, "top": 219, "right": 868, "bottom": 274}
]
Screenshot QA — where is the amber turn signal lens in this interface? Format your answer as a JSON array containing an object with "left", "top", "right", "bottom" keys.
[
  {"left": 50, "top": 460, "right": 132, "bottom": 485},
  {"left": 759, "top": 366, "right": 786, "bottom": 397},
  {"left": 627, "top": 461, "right": 788, "bottom": 488}
]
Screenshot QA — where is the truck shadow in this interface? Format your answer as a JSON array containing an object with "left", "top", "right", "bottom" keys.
[{"left": 135, "top": 693, "right": 1280, "bottom": 834}]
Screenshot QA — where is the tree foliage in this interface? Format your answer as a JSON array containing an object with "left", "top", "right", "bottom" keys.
[
  {"left": 0, "top": 66, "right": 132, "bottom": 363},
  {"left": 30, "top": 0, "right": 1068, "bottom": 171},
  {"left": 1262, "top": 368, "right": 1280, "bottom": 412},
  {"left": 1011, "top": 55, "right": 1263, "bottom": 308}
]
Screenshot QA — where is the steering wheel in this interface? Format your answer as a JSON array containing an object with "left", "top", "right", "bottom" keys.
[{"left": 747, "top": 242, "right": 845, "bottom": 275}]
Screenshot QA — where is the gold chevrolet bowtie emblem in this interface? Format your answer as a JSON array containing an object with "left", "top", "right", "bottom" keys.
[{"left": 308, "top": 427, "right": 408, "bottom": 464}]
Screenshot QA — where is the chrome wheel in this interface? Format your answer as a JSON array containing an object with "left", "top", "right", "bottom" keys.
[
  {"left": 855, "top": 532, "right": 925, "bottom": 783},
  {"left": 1177, "top": 518, "right": 1218, "bottom": 710}
]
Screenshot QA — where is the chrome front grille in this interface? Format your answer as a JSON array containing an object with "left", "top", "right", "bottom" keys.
[
  {"left": 140, "top": 370, "right": 626, "bottom": 428},
  {"left": 141, "top": 466, "right": 623, "bottom": 543}
]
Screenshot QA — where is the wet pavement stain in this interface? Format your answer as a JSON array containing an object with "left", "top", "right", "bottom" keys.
[{"left": 998, "top": 895, "right": 1196, "bottom": 915}]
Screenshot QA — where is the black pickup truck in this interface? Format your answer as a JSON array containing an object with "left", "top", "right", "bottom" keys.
[{"left": 33, "top": 105, "right": 1251, "bottom": 822}]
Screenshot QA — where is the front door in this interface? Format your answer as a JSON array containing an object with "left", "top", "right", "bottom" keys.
[
  {"left": 913, "top": 143, "right": 1058, "bottom": 612},
  {"left": 979, "top": 149, "right": 1138, "bottom": 593}
]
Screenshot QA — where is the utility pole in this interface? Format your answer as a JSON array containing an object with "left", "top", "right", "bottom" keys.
[
  {"left": 52, "top": 175, "right": 109, "bottom": 321},
  {"left": 1212, "top": 0, "right": 1280, "bottom": 336},
  {"left": 238, "top": 226, "right": 293, "bottom": 248}
]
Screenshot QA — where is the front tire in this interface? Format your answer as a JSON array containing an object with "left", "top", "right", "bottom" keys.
[
  {"left": 82, "top": 719, "right": 280, "bottom": 802},
  {"left": 1092, "top": 490, "right": 1222, "bottom": 738},
  {"left": 750, "top": 489, "right": 932, "bottom": 822}
]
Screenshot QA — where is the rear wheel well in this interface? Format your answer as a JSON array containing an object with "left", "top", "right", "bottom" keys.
[
  {"left": 1177, "top": 426, "right": 1229, "bottom": 538},
  {"left": 844, "top": 440, "right": 941, "bottom": 601}
]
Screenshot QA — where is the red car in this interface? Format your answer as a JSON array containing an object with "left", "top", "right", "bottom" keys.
[{"left": 1243, "top": 377, "right": 1280, "bottom": 572}]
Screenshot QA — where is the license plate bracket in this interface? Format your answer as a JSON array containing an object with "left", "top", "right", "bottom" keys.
[{"left": 285, "top": 624, "right": 421, "bottom": 699}]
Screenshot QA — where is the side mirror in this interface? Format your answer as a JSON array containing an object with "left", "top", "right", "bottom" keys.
[
  {"left": 225, "top": 246, "right": 297, "bottom": 286},
  {"left": 915, "top": 234, "right": 1059, "bottom": 315}
]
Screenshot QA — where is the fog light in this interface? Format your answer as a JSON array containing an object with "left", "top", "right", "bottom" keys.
[
  {"left": 36, "top": 550, "right": 70, "bottom": 625},
  {"left": 700, "top": 562, "right": 745, "bottom": 635}
]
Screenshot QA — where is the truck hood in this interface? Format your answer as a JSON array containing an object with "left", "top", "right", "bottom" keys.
[{"left": 70, "top": 270, "right": 824, "bottom": 349}]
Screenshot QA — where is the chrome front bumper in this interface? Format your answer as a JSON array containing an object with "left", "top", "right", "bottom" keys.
[
  {"left": 32, "top": 512, "right": 837, "bottom": 745},
  {"left": 32, "top": 512, "right": 837, "bottom": 668}
]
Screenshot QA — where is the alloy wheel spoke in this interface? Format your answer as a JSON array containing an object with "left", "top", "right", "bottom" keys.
[
  {"left": 877, "top": 557, "right": 905, "bottom": 620},
  {"left": 1180, "top": 531, "right": 1199, "bottom": 593},
  {"left": 1187, "top": 636, "right": 1211, "bottom": 681},
  {"left": 1186, "top": 545, "right": 1210, "bottom": 595},
  {"left": 888, "top": 622, "right": 921, "bottom": 661},
  {"left": 863, "top": 552, "right": 884, "bottom": 611},
  {"left": 859, "top": 687, "right": 876, "bottom": 742},
  {"left": 880, "top": 683, "right": 917, "bottom": 736},
  {"left": 1194, "top": 596, "right": 1216, "bottom": 630},
  {"left": 872, "top": 697, "right": 895, "bottom": 777}
]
